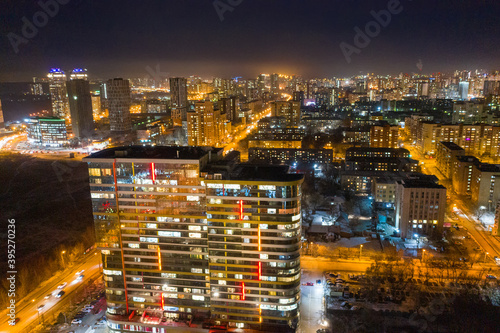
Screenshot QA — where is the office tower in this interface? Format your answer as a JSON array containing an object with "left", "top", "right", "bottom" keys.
[
  {"left": 67, "top": 79, "right": 94, "bottom": 138},
  {"left": 370, "top": 124, "right": 399, "bottom": 149},
  {"left": 169, "top": 77, "right": 188, "bottom": 122},
  {"left": 270, "top": 101, "right": 301, "bottom": 126},
  {"left": 27, "top": 117, "right": 67, "bottom": 147},
  {"left": 395, "top": 179, "right": 446, "bottom": 239},
  {"left": 270, "top": 73, "right": 279, "bottom": 98},
  {"left": 107, "top": 78, "right": 132, "bottom": 133},
  {"left": 458, "top": 81, "right": 469, "bottom": 100},
  {"left": 187, "top": 101, "right": 226, "bottom": 147},
  {"left": 0, "top": 99, "right": 4, "bottom": 128},
  {"left": 70, "top": 68, "right": 88, "bottom": 80},
  {"left": 47, "top": 68, "right": 70, "bottom": 118},
  {"left": 84, "top": 146, "right": 303, "bottom": 332}
]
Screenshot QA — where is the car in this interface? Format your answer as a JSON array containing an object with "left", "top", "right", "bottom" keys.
[
  {"left": 305, "top": 282, "right": 314, "bottom": 286},
  {"left": 44, "top": 294, "right": 52, "bottom": 299},
  {"left": 13, "top": 317, "right": 20, "bottom": 324},
  {"left": 71, "top": 319, "right": 82, "bottom": 325},
  {"left": 57, "top": 282, "right": 67, "bottom": 289},
  {"left": 76, "top": 270, "right": 85, "bottom": 275},
  {"left": 473, "top": 247, "right": 481, "bottom": 251},
  {"left": 76, "top": 274, "right": 84, "bottom": 281},
  {"left": 37, "top": 304, "right": 45, "bottom": 311},
  {"left": 316, "top": 279, "right": 321, "bottom": 284},
  {"left": 486, "top": 275, "right": 497, "bottom": 279},
  {"left": 56, "top": 290, "right": 65, "bottom": 298}
]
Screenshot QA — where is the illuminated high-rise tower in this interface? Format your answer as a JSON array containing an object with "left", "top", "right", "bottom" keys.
[
  {"left": 84, "top": 146, "right": 303, "bottom": 333},
  {"left": 169, "top": 77, "right": 188, "bottom": 122},
  {"left": 70, "top": 68, "right": 88, "bottom": 80},
  {"left": 47, "top": 68, "right": 70, "bottom": 118}
]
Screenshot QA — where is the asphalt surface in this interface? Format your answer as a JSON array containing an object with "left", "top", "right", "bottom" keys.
[{"left": 0, "top": 252, "right": 101, "bottom": 333}]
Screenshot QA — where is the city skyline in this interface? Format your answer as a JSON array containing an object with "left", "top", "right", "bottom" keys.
[{"left": 1, "top": 0, "right": 500, "bottom": 81}]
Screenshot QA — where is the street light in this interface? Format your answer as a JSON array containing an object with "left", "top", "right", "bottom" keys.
[
  {"left": 484, "top": 252, "right": 489, "bottom": 262},
  {"left": 359, "top": 245, "right": 363, "bottom": 260},
  {"left": 422, "top": 249, "right": 426, "bottom": 262}
]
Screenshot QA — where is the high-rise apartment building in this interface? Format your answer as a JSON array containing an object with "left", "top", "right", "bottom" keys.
[
  {"left": 67, "top": 79, "right": 94, "bottom": 138},
  {"left": 395, "top": 179, "right": 446, "bottom": 239},
  {"left": 435, "top": 142, "right": 465, "bottom": 179},
  {"left": 187, "top": 101, "right": 226, "bottom": 147},
  {"left": 370, "top": 124, "right": 399, "bottom": 149},
  {"left": 471, "top": 163, "right": 500, "bottom": 211},
  {"left": 270, "top": 101, "right": 301, "bottom": 126},
  {"left": 169, "top": 77, "right": 188, "bottom": 122},
  {"left": 47, "top": 68, "right": 70, "bottom": 118},
  {"left": 452, "top": 156, "right": 480, "bottom": 196},
  {"left": 107, "top": 78, "right": 132, "bottom": 133},
  {"left": 458, "top": 81, "right": 469, "bottom": 100},
  {"left": 84, "top": 146, "right": 303, "bottom": 333}
]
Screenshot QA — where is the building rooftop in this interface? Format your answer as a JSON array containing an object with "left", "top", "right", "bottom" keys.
[
  {"left": 456, "top": 155, "right": 480, "bottom": 164},
  {"left": 399, "top": 179, "right": 446, "bottom": 189},
  {"left": 85, "top": 145, "right": 221, "bottom": 160},
  {"left": 346, "top": 147, "right": 410, "bottom": 154},
  {"left": 475, "top": 163, "right": 500, "bottom": 173},
  {"left": 438, "top": 141, "right": 464, "bottom": 151},
  {"left": 228, "top": 164, "right": 304, "bottom": 182}
]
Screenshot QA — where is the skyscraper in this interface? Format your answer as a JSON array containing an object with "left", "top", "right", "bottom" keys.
[
  {"left": 70, "top": 68, "right": 88, "bottom": 80},
  {"left": 270, "top": 101, "right": 301, "bottom": 126},
  {"left": 84, "top": 146, "right": 303, "bottom": 332},
  {"left": 169, "top": 77, "right": 188, "bottom": 122},
  {"left": 47, "top": 68, "right": 70, "bottom": 118},
  {"left": 107, "top": 78, "right": 132, "bottom": 133},
  {"left": 67, "top": 79, "right": 94, "bottom": 138}
]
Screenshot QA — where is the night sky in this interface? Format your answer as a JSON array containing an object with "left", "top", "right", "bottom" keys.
[{"left": 1, "top": 0, "right": 500, "bottom": 81}]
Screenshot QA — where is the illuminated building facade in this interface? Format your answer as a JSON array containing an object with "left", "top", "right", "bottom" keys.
[
  {"left": 27, "top": 116, "right": 67, "bottom": 147},
  {"left": 85, "top": 147, "right": 302, "bottom": 333},
  {"left": 0, "top": 98, "right": 4, "bottom": 128},
  {"left": 270, "top": 101, "right": 301, "bottom": 126},
  {"left": 169, "top": 77, "right": 188, "bottom": 122},
  {"left": 370, "top": 124, "right": 399, "bottom": 148},
  {"left": 435, "top": 142, "right": 464, "bottom": 179},
  {"left": 187, "top": 101, "right": 227, "bottom": 147},
  {"left": 47, "top": 68, "right": 70, "bottom": 118},
  {"left": 395, "top": 179, "right": 446, "bottom": 239},
  {"left": 204, "top": 165, "right": 302, "bottom": 331},
  {"left": 248, "top": 148, "right": 333, "bottom": 165}
]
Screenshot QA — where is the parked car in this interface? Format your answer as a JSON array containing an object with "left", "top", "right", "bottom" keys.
[
  {"left": 57, "top": 282, "right": 67, "bottom": 289},
  {"left": 37, "top": 304, "right": 45, "bottom": 311},
  {"left": 56, "top": 290, "right": 65, "bottom": 298},
  {"left": 486, "top": 275, "right": 497, "bottom": 280},
  {"left": 44, "top": 294, "right": 52, "bottom": 299},
  {"left": 71, "top": 319, "right": 82, "bottom": 325}
]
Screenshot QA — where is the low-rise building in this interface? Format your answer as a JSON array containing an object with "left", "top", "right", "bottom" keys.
[
  {"left": 27, "top": 116, "right": 67, "bottom": 147},
  {"left": 248, "top": 148, "right": 332, "bottom": 165}
]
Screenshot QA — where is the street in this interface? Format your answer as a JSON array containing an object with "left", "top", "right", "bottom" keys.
[{"left": 0, "top": 252, "right": 102, "bottom": 333}]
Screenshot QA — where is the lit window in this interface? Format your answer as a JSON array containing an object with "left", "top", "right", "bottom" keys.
[{"left": 189, "top": 233, "right": 202, "bottom": 238}]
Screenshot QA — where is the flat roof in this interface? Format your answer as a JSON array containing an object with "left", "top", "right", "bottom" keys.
[
  {"left": 438, "top": 141, "right": 464, "bottom": 151},
  {"left": 85, "top": 145, "right": 220, "bottom": 160},
  {"left": 228, "top": 164, "right": 304, "bottom": 182},
  {"left": 399, "top": 179, "right": 445, "bottom": 189}
]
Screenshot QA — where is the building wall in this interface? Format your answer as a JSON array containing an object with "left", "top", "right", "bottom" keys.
[
  {"left": 395, "top": 183, "right": 446, "bottom": 239},
  {"left": 107, "top": 79, "right": 132, "bottom": 133}
]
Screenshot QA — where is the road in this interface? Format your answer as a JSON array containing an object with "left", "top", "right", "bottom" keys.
[{"left": 0, "top": 252, "right": 102, "bottom": 333}]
